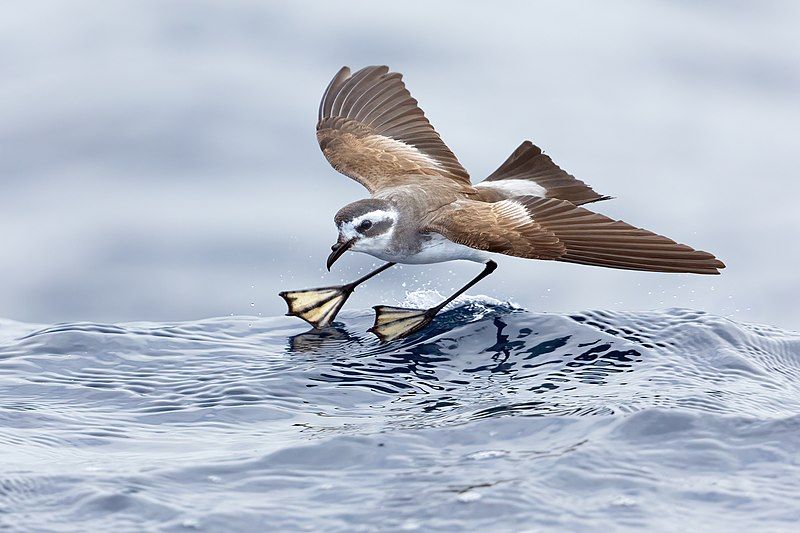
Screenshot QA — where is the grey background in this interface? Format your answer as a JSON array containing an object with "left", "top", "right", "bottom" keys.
[{"left": 1, "top": 0, "right": 798, "bottom": 329}]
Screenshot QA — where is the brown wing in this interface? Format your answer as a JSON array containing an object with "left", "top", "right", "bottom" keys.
[
  {"left": 426, "top": 196, "right": 725, "bottom": 274},
  {"left": 476, "top": 141, "right": 610, "bottom": 206},
  {"left": 317, "top": 66, "right": 470, "bottom": 193},
  {"left": 425, "top": 198, "right": 567, "bottom": 259}
]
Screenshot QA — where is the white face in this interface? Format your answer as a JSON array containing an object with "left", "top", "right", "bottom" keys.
[{"left": 338, "top": 209, "right": 398, "bottom": 254}]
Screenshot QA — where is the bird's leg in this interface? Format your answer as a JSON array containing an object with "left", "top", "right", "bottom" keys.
[
  {"left": 279, "top": 262, "right": 395, "bottom": 329},
  {"left": 370, "top": 260, "right": 498, "bottom": 342}
]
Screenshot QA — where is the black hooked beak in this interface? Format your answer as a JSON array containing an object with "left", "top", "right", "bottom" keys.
[{"left": 326, "top": 238, "right": 355, "bottom": 271}]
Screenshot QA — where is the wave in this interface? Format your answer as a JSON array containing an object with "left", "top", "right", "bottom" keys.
[{"left": 1, "top": 301, "right": 799, "bottom": 530}]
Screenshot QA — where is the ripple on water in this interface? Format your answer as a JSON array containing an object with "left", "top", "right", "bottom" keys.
[{"left": 0, "top": 303, "right": 799, "bottom": 530}]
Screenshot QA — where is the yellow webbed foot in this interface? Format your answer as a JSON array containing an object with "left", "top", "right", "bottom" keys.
[
  {"left": 368, "top": 305, "right": 435, "bottom": 342},
  {"left": 279, "top": 286, "right": 352, "bottom": 329}
]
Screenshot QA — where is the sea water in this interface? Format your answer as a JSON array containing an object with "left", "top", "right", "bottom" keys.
[{"left": 1, "top": 298, "right": 799, "bottom": 531}]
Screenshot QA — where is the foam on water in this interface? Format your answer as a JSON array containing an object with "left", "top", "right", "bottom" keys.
[
  {"left": 399, "top": 289, "right": 512, "bottom": 312},
  {"left": 1, "top": 301, "right": 799, "bottom": 530}
]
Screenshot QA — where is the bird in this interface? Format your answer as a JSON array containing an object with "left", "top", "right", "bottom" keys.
[{"left": 279, "top": 65, "right": 725, "bottom": 341}]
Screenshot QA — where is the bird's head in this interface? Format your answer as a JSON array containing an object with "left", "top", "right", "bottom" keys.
[{"left": 327, "top": 198, "right": 398, "bottom": 270}]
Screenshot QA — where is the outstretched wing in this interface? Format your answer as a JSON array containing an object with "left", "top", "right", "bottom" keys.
[
  {"left": 426, "top": 196, "right": 725, "bottom": 274},
  {"left": 317, "top": 66, "right": 470, "bottom": 193},
  {"left": 476, "top": 141, "right": 610, "bottom": 206}
]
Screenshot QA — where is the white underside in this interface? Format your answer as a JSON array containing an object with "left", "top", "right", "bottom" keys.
[{"left": 358, "top": 233, "right": 490, "bottom": 265}]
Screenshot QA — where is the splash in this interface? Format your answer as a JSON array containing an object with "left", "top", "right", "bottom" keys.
[{"left": 399, "top": 288, "right": 517, "bottom": 312}]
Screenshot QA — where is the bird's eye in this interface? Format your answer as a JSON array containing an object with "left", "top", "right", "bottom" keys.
[{"left": 357, "top": 220, "right": 372, "bottom": 232}]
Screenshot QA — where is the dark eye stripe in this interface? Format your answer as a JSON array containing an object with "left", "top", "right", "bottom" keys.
[{"left": 363, "top": 219, "right": 392, "bottom": 236}]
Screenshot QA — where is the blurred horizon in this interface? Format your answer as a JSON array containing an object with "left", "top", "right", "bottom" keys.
[{"left": 1, "top": 0, "right": 798, "bottom": 329}]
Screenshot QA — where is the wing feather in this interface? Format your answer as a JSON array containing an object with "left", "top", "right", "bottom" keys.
[
  {"left": 425, "top": 199, "right": 566, "bottom": 259},
  {"left": 319, "top": 67, "right": 351, "bottom": 121},
  {"left": 317, "top": 66, "right": 470, "bottom": 193},
  {"left": 427, "top": 196, "right": 725, "bottom": 274}
]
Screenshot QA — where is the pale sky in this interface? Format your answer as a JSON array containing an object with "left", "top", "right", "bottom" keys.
[{"left": 1, "top": 0, "right": 798, "bottom": 329}]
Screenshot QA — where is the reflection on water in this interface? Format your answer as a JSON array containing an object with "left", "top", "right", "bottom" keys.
[
  {"left": 302, "top": 310, "right": 645, "bottom": 418},
  {"left": 1, "top": 302, "right": 799, "bottom": 530}
]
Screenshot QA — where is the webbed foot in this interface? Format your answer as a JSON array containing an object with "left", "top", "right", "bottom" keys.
[
  {"left": 279, "top": 285, "right": 353, "bottom": 329},
  {"left": 368, "top": 305, "right": 437, "bottom": 342}
]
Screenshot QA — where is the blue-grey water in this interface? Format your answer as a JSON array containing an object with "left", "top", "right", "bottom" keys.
[{"left": 2, "top": 299, "right": 799, "bottom": 531}]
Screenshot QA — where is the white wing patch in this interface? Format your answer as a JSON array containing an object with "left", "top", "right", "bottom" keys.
[{"left": 475, "top": 179, "right": 547, "bottom": 197}]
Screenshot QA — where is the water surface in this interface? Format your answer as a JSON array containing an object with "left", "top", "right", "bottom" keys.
[{"left": 1, "top": 300, "right": 799, "bottom": 530}]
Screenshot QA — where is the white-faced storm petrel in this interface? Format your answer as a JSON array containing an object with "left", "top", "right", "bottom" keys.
[{"left": 280, "top": 66, "right": 724, "bottom": 341}]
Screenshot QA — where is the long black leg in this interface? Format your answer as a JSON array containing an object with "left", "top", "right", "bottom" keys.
[
  {"left": 430, "top": 260, "right": 497, "bottom": 314},
  {"left": 343, "top": 262, "right": 396, "bottom": 290},
  {"left": 370, "top": 260, "right": 498, "bottom": 342},
  {"left": 280, "top": 262, "right": 395, "bottom": 329}
]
